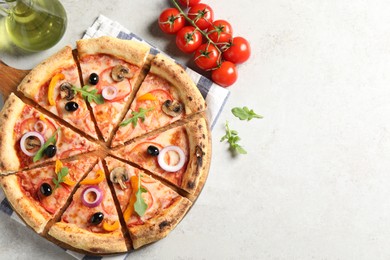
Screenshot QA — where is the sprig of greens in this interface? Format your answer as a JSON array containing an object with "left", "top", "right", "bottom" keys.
[
  {"left": 220, "top": 121, "right": 247, "bottom": 154},
  {"left": 33, "top": 128, "right": 60, "bottom": 162},
  {"left": 134, "top": 174, "right": 148, "bottom": 217},
  {"left": 72, "top": 86, "right": 104, "bottom": 104},
  {"left": 52, "top": 166, "right": 69, "bottom": 189},
  {"left": 232, "top": 106, "right": 262, "bottom": 121},
  {"left": 120, "top": 107, "right": 154, "bottom": 127}
]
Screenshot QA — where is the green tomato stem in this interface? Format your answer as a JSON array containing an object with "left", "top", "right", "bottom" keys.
[{"left": 171, "top": 0, "right": 222, "bottom": 64}]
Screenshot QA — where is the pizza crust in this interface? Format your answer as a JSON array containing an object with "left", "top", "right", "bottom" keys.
[
  {"left": 130, "top": 196, "right": 192, "bottom": 249},
  {"left": 17, "top": 46, "right": 75, "bottom": 98},
  {"left": 0, "top": 175, "right": 51, "bottom": 233},
  {"left": 150, "top": 53, "right": 206, "bottom": 115},
  {"left": 0, "top": 93, "right": 25, "bottom": 173},
  {"left": 181, "top": 117, "right": 211, "bottom": 196},
  {"left": 77, "top": 36, "right": 150, "bottom": 67},
  {"left": 48, "top": 222, "right": 127, "bottom": 254}
]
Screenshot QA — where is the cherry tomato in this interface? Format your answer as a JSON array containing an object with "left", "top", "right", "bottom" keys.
[
  {"left": 211, "top": 61, "right": 238, "bottom": 87},
  {"left": 176, "top": 26, "right": 203, "bottom": 53},
  {"left": 187, "top": 4, "right": 214, "bottom": 30},
  {"left": 158, "top": 8, "right": 185, "bottom": 34},
  {"left": 194, "top": 43, "right": 220, "bottom": 70},
  {"left": 222, "top": 36, "right": 251, "bottom": 64},
  {"left": 178, "top": 0, "right": 201, "bottom": 7},
  {"left": 207, "top": 20, "right": 233, "bottom": 44}
]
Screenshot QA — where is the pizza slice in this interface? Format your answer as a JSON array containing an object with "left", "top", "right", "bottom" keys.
[
  {"left": 104, "top": 156, "right": 192, "bottom": 249},
  {"left": 48, "top": 160, "right": 127, "bottom": 254},
  {"left": 112, "top": 117, "right": 210, "bottom": 195},
  {"left": 0, "top": 157, "right": 97, "bottom": 233},
  {"left": 111, "top": 53, "right": 206, "bottom": 146},
  {"left": 18, "top": 46, "right": 98, "bottom": 139},
  {"left": 76, "top": 36, "right": 150, "bottom": 142},
  {"left": 0, "top": 93, "right": 99, "bottom": 173}
]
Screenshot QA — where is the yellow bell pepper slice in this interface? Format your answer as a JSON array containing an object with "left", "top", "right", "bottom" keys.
[
  {"left": 123, "top": 175, "right": 139, "bottom": 222},
  {"left": 55, "top": 160, "right": 76, "bottom": 186},
  {"left": 137, "top": 93, "right": 157, "bottom": 101},
  {"left": 48, "top": 73, "right": 65, "bottom": 106},
  {"left": 80, "top": 169, "right": 105, "bottom": 185},
  {"left": 102, "top": 219, "right": 120, "bottom": 231}
]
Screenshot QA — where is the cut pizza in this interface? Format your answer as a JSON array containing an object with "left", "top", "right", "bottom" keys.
[
  {"left": 112, "top": 117, "right": 210, "bottom": 195},
  {"left": 17, "top": 46, "right": 98, "bottom": 139},
  {"left": 48, "top": 160, "right": 127, "bottom": 254},
  {"left": 104, "top": 156, "right": 192, "bottom": 249},
  {"left": 76, "top": 36, "right": 150, "bottom": 142},
  {"left": 0, "top": 93, "right": 99, "bottom": 173},
  {"left": 111, "top": 53, "right": 206, "bottom": 146},
  {"left": 0, "top": 157, "right": 97, "bottom": 233}
]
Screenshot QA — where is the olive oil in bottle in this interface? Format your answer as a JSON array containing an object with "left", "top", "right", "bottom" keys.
[{"left": 5, "top": 0, "right": 67, "bottom": 52}]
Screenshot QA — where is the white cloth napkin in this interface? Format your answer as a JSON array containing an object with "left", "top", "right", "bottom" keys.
[{"left": 0, "top": 14, "right": 230, "bottom": 260}]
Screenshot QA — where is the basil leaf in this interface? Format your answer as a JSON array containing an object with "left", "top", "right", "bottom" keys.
[
  {"left": 72, "top": 86, "right": 104, "bottom": 104},
  {"left": 52, "top": 166, "right": 69, "bottom": 189},
  {"left": 220, "top": 121, "right": 247, "bottom": 155},
  {"left": 33, "top": 128, "right": 60, "bottom": 162},
  {"left": 120, "top": 107, "right": 154, "bottom": 127},
  {"left": 134, "top": 187, "right": 148, "bottom": 217},
  {"left": 232, "top": 106, "right": 262, "bottom": 121}
]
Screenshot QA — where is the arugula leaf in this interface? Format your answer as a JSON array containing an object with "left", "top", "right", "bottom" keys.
[
  {"left": 120, "top": 107, "right": 154, "bottom": 127},
  {"left": 134, "top": 174, "right": 148, "bottom": 217},
  {"left": 33, "top": 128, "right": 60, "bottom": 162},
  {"left": 220, "top": 121, "right": 247, "bottom": 154},
  {"left": 72, "top": 85, "right": 104, "bottom": 104},
  {"left": 232, "top": 106, "right": 262, "bottom": 121},
  {"left": 52, "top": 166, "right": 69, "bottom": 189}
]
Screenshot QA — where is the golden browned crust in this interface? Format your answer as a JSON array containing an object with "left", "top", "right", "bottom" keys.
[
  {"left": 130, "top": 196, "right": 192, "bottom": 249},
  {"left": 48, "top": 222, "right": 127, "bottom": 254},
  {"left": 0, "top": 175, "right": 51, "bottom": 233},
  {"left": 77, "top": 36, "right": 150, "bottom": 67},
  {"left": 181, "top": 116, "right": 211, "bottom": 196},
  {"left": 17, "top": 46, "right": 75, "bottom": 98},
  {"left": 150, "top": 53, "right": 206, "bottom": 114},
  {"left": 0, "top": 93, "right": 25, "bottom": 173}
]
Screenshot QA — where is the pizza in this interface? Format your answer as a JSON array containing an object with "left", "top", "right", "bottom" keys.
[
  {"left": 113, "top": 117, "right": 210, "bottom": 196},
  {"left": 0, "top": 36, "right": 211, "bottom": 255},
  {"left": 77, "top": 37, "right": 150, "bottom": 142},
  {"left": 17, "top": 46, "right": 98, "bottom": 139},
  {"left": 0, "top": 157, "right": 97, "bottom": 233},
  {"left": 105, "top": 156, "right": 192, "bottom": 249},
  {"left": 48, "top": 160, "right": 127, "bottom": 253},
  {"left": 111, "top": 53, "right": 206, "bottom": 146},
  {"left": 0, "top": 93, "right": 98, "bottom": 173}
]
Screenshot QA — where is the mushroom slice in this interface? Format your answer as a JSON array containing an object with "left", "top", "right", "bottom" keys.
[
  {"left": 110, "top": 167, "right": 129, "bottom": 189},
  {"left": 59, "top": 82, "right": 75, "bottom": 100},
  {"left": 162, "top": 100, "right": 183, "bottom": 117},
  {"left": 111, "top": 65, "right": 134, "bottom": 82}
]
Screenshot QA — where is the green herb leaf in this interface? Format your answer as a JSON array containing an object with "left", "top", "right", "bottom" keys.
[
  {"left": 134, "top": 174, "right": 148, "bottom": 217},
  {"left": 220, "top": 121, "right": 247, "bottom": 154},
  {"left": 52, "top": 166, "right": 69, "bottom": 189},
  {"left": 72, "top": 85, "right": 104, "bottom": 104},
  {"left": 120, "top": 107, "right": 154, "bottom": 127},
  {"left": 232, "top": 106, "right": 262, "bottom": 121},
  {"left": 33, "top": 128, "right": 60, "bottom": 162}
]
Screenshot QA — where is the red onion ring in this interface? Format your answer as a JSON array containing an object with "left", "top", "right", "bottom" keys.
[
  {"left": 102, "top": 86, "right": 118, "bottom": 100},
  {"left": 34, "top": 120, "right": 47, "bottom": 134},
  {"left": 20, "top": 131, "right": 45, "bottom": 157},
  {"left": 157, "top": 146, "right": 186, "bottom": 172},
  {"left": 81, "top": 185, "right": 103, "bottom": 208}
]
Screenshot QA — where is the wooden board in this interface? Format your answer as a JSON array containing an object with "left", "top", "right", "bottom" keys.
[{"left": 0, "top": 61, "right": 30, "bottom": 99}]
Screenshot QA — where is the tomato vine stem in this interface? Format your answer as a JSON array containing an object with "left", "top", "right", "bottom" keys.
[{"left": 171, "top": 0, "right": 223, "bottom": 66}]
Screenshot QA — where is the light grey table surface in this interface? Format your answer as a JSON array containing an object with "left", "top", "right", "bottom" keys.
[{"left": 2, "top": 0, "right": 390, "bottom": 259}]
